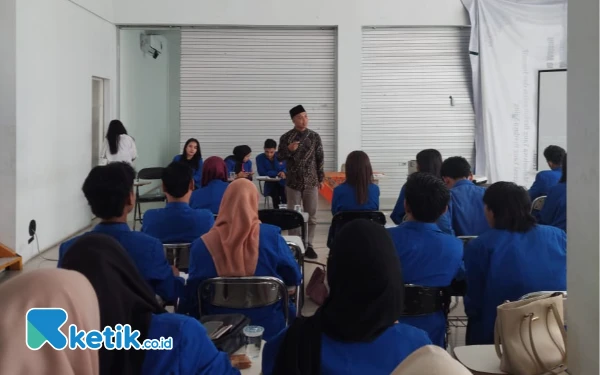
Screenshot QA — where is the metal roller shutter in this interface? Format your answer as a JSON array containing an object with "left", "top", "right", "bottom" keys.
[
  {"left": 361, "top": 27, "right": 475, "bottom": 201},
  {"left": 181, "top": 27, "right": 337, "bottom": 172}
]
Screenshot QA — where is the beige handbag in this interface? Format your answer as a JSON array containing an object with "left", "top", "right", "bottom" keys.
[{"left": 494, "top": 293, "right": 568, "bottom": 375}]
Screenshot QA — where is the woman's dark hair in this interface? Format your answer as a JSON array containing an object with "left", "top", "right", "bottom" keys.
[
  {"left": 483, "top": 182, "right": 536, "bottom": 233},
  {"left": 559, "top": 154, "right": 567, "bottom": 183},
  {"left": 345, "top": 151, "right": 373, "bottom": 205},
  {"left": 106, "top": 120, "right": 128, "bottom": 155},
  {"left": 416, "top": 149, "right": 443, "bottom": 178},
  {"left": 181, "top": 138, "right": 202, "bottom": 171},
  {"left": 544, "top": 145, "right": 566, "bottom": 166}
]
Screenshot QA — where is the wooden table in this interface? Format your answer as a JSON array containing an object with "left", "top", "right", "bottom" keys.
[{"left": 319, "top": 171, "right": 385, "bottom": 203}]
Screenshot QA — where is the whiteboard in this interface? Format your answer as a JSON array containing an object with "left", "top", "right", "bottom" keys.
[{"left": 537, "top": 70, "right": 567, "bottom": 171}]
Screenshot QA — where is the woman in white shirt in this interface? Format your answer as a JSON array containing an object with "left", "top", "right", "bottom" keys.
[{"left": 100, "top": 120, "right": 137, "bottom": 165}]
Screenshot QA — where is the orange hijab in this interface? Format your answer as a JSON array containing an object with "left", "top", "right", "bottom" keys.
[{"left": 201, "top": 178, "right": 260, "bottom": 276}]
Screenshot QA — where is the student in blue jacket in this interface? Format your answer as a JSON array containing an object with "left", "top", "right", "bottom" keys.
[
  {"left": 441, "top": 156, "right": 489, "bottom": 236},
  {"left": 464, "top": 182, "right": 567, "bottom": 345},
  {"left": 57, "top": 162, "right": 184, "bottom": 304},
  {"left": 388, "top": 172, "right": 463, "bottom": 347},
  {"left": 256, "top": 139, "right": 287, "bottom": 207},
  {"left": 226, "top": 145, "right": 254, "bottom": 180},
  {"left": 331, "top": 150, "right": 379, "bottom": 215},
  {"left": 328, "top": 150, "right": 380, "bottom": 247},
  {"left": 190, "top": 156, "right": 230, "bottom": 215},
  {"left": 61, "top": 233, "right": 241, "bottom": 375},
  {"left": 390, "top": 149, "right": 453, "bottom": 235},
  {"left": 529, "top": 145, "right": 565, "bottom": 201},
  {"left": 183, "top": 178, "right": 301, "bottom": 341},
  {"left": 173, "top": 138, "right": 204, "bottom": 189},
  {"left": 540, "top": 154, "right": 567, "bottom": 231},
  {"left": 263, "top": 219, "right": 432, "bottom": 375},
  {"left": 142, "top": 161, "right": 214, "bottom": 243}
]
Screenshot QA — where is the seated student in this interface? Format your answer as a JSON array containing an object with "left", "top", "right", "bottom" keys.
[
  {"left": 464, "top": 182, "right": 566, "bottom": 345},
  {"left": 391, "top": 149, "right": 453, "bottom": 235},
  {"left": 441, "top": 156, "right": 489, "bottom": 236},
  {"left": 172, "top": 138, "right": 204, "bottom": 189},
  {"left": 256, "top": 139, "right": 287, "bottom": 207},
  {"left": 0, "top": 268, "right": 100, "bottom": 375},
  {"left": 183, "top": 179, "right": 301, "bottom": 341},
  {"left": 540, "top": 154, "right": 567, "bottom": 231},
  {"left": 61, "top": 234, "right": 241, "bottom": 375},
  {"left": 331, "top": 150, "right": 379, "bottom": 214},
  {"left": 328, "top": 150, "right": 380, "bottom": 247},
  {"left": 142, "top": 161, "right": 214, "bottom": 243},
  {"left": 190, "top": 156, "right": 229, "bottom": 215},
  {"left": 57, "top": 162, "right": 184, "bottom": 303},
  {"left": 388, "top": 172, "right": 463, "bottom": 347},
  {"left": 529, "top": 145, "right": 565, "bottom": 201},
  {"left": 226, "top": 145, "right": 254, "bottom": 180},
  {"left": 262, "top": 219, "right": 432, "bottom": 375}
]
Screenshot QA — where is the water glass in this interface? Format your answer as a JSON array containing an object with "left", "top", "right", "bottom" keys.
[
  {"left": 294, "top": 204, "right": 303, "bottom": 213},
  {"left": 279, "top": 204, "right": 288, "bottom": 210},
  {"left": 243, "top": 325, "right": 264, "bottom": 360}
]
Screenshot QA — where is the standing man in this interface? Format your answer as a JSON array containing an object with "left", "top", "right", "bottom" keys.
[{"left": 278, "top": 105, "right": 324, "bottom": 259}]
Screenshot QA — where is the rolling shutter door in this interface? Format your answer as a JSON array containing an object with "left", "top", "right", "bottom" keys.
[
  {"left": 362, "top": 27, "right": 475, "bottom": 201},
  {"left": 181, "top": 27, "right": 337, "bottom": 172}
]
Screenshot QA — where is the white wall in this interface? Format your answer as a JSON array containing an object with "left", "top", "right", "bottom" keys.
[
  {"left": 119, "top": 30, "right": 181, "bottom": 172},
  {"left": 15, "top": 0, "right": 117, "bottom": 262},
  {"left": 0, "top": 0, "right": 17, "bottom": 251},
  {"left": 69, "top": 0, "right": 114, "bottom": 22},
  {"left": 566, "top": 0, "right": 600, "bottom": 372},
  {"left": 114, "top": 0, "right": 469, "bottom": 166}
]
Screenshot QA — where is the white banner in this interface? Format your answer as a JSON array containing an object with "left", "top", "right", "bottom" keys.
[{"left": 461, "top": 0, "right": 567, "bottom": 186}]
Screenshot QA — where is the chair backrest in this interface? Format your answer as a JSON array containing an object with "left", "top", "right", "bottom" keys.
[
  {"left": 259, "top": 209, "right": 304, "bottom": 231},
  {"left": 163, "top": 243, "right": 191, "bottom": 270},
  {"left": 329, "top": 211, "right": 387, "bottom": 248},
  {"left": 457, "top": 236, "right": 477, "bottom": 246},
  {"left": 138, "top": 167, "right": 164, "bottom": 180},
  {"left": 198, "top": 276, "right": 289, "bottom": 324},
  {"left": 400, "top": 284, "right": 450, "bottom": 317},
  {"left": 331, "top": 210, "right": 387, "bottom": 227},
  {"left": 531, "top": 196, "right": 547, "bottom": 213}
]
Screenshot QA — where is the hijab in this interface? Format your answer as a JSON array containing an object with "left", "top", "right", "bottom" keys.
[
  {"left": 391, "top": 345, "right": 472, "bottom": 375},
  {"left": 273, "top": 219, "right": 404, "bottom": 375},
  {"left": 232, "top": 145, "right": 252, "bottom": 173},
  {"left": 201, "top": 156, "right": 228, "bottom": 187},
  {"left": 201, "top": 178, "right": 260, "bottom": 276},
  {"left": 60, "top": 233, "right": 166, "bottom": 375},
  {"left": 0, "top": 268, "right": 100, "bottom": 375}
]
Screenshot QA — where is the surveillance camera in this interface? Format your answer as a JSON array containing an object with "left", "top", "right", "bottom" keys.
[{"left": 152, "top": 49, "right": 160, "bottom": 59}]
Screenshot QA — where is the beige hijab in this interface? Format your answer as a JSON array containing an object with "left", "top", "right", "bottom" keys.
[
  {"left": 391, "top": 345, "right": 472, "bottom": 375},
  {"left": 202, "top": 178, "right": 261, "bottom": 276},
  {"left": 0, "top": 268, "right": 100, "bottom": 375}
]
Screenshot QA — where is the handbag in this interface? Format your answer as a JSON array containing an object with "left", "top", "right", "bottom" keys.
[
  {"left": 494, "top": 293, "right": 568, "bottom": 375},
  {"left": 305, "top": 260, "right": 329, "bottom": 305}
]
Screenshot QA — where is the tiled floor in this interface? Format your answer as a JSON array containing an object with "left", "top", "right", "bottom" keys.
[{"left": 0, "top": 194, "right": 466, "bottom": 349}]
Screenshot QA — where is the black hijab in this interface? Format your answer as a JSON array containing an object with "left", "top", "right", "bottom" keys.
[
  {"left": 60, "top": 233, "right": 166, "bottom": 375},
  {"left": 273, "top": 219, "right": 404, "bottom": 375},
  {"left": 232, "top": 145, "right": 252, "bottom": 173}
]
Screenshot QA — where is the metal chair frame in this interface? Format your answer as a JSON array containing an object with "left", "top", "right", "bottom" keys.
[{"left": 198, "top": 276, "right": 290, "bottom": 325}]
